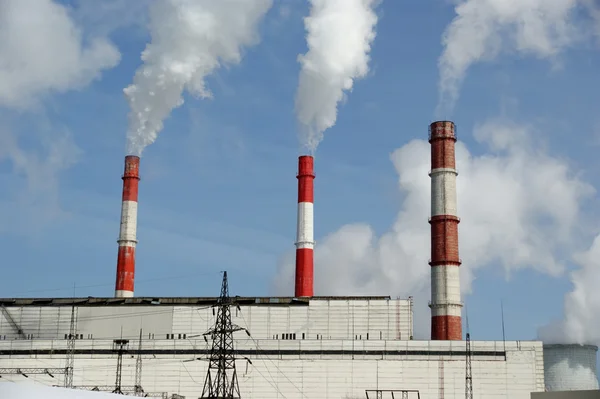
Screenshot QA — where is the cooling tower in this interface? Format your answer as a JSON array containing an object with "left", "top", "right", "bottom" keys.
[{"left": 543, "top": 344, "right": 599, "bottom": 391}]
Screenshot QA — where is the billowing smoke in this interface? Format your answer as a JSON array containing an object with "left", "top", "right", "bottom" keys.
[
  {"left": 294, "top": 0, "right": 379, "bottom": 153},
  {"left": 124, "top": 0, "right": 273, "bottom": 156},
  {"left": 437, "top": 0, "right": 583, "bottom": 115},
  {"left": 274, "top": 120, "right": 593, "bottom": 337},
  {"left": 539, "top": 235, "right": 600, "bottom": 345}
]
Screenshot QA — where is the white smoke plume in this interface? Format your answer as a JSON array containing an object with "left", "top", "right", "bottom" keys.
[
  {"left": 274, "top": 119, "right": 594, "bottom": 337},
  {"left": 124, "top": 0, "right": 273, "bottom": 156},
  {"left": 539, "top": 235, "right": 600, "bottom": 345},
  {"left": 437, "top": 0, "right": 584, "bottom": 115},
  {"left": 0, "top": 0, "right": 120, "bottom": 109},
  {"left": 294, "top": 0, "right": 379, "bottom": 153}
]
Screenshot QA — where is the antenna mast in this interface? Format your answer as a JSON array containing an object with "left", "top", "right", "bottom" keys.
[{"left": 201, "top": 271, "right": 246, "bottom": 399}]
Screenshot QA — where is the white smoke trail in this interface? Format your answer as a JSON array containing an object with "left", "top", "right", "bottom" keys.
[
  {"left": 124, "top": 0, "right": 273, "bottom": 156},
  {"left": 437, "top": 0, "right": 582, "bottom": 116},
  {"left": 539, "top": 235, "right": 600, "bottom": 345},
  {"left": 294, "top": 0, "right": 379, "bottom": 153}
]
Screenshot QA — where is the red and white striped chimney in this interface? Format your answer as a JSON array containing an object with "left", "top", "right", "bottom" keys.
[
  {"left": 115, "top": 155, "right": 140, "bottom": 298},
  {"left": 428, "top": 121, "right": 463, "bottom": 340},
  {"left": 295, "top": 155, "right": 315, "bottom": 297}
]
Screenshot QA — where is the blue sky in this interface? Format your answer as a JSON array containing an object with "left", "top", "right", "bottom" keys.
[{"left": 1, "top": 0, "right": 600, "bottom": 351}]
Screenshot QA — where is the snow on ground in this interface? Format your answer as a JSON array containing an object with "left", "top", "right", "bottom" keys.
[{"left": 0, "top": 382, "right": 124, "bottom": 398}]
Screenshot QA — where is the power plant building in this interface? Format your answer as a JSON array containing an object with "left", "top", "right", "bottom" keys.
[
  {"left": 0, "top": 296, "right": 545, "bottom": 398},
  {"left": 0, "top": 121, "right": 596, "bottom": 398}
]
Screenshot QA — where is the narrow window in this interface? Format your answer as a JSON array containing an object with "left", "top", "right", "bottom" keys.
[{"left": 302, "top": 333, "right": 305, "bottom": 340}]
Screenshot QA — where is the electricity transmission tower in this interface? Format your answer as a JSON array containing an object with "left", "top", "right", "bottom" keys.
[
  {"left": 64, "top": 304, "right": 76, "bottom": 388},
  {"left": 134, "top": 329, "right": 144, "bottom": 396},
  {"left": 200, "top": 271, "right": 248, "bottom": 399},
  {"left": 113, "top": 339, "right": 130, "bottom": 394}
]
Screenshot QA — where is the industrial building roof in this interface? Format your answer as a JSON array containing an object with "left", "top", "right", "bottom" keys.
[{"left": 0, "top": 296, "right": 395, "bottom": 307}]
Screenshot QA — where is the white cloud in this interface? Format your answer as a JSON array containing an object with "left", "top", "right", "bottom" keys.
[
  {"left": 0, "top": 121, "right": 81, "bottom": 234},
  {"left": 0, "top": 0, "right": 120, "bottom": 109},
  {"left": 274, "top": 119, "right": 594, "bottom": 338},
  {"left": 437, "top": 0, "right": 587, "bottom": 114},
  {"left": 0, "top": 0, "right": 119, "bottom": 234}
]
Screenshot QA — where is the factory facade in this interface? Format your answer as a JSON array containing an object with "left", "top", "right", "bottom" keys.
[
  {"left": 0, "top": 296, "right": 544, "bottom": 398},
  {"left": 1, "top": 121, "right": 597, "bottom": 397}
]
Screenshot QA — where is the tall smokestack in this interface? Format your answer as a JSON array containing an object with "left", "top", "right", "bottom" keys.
[
  {"left": 115, "top": 155, "right": 140, "bottom": 298},
  {"left": 428, "top": 121, "right": 463, "bottom": 340},
  {"left": 295, "top": 155, "right": 315, "bottom": 297}
]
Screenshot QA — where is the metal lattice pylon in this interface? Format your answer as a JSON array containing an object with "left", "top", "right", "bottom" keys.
[
  {"left": 113, "top": 339, "right": 129, "bottom": 394},
  {"left": 134, "top": 329, "right": 144, "bottom": 396},
  {"left": 64, "top": 304, "right": 76, "bottom": 388},
  {"left": 465, "top": 332, "right": 473, "bottom": 399},
  {"left": 201, "top": 271, "right": 246, "bottom": 399}
]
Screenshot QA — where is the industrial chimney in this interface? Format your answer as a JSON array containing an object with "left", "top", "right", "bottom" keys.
[
  {"left": 428, "top": 121, "right": 463, "bottom": 340},
  {"left": 115, "top": 155, "right": 140, "bottom": 298},
  {"left": 295, "top": 155, "right": 315, "bottom": 297}
]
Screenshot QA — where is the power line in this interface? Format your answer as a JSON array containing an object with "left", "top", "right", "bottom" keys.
[{"left": 5, "top": 271, "right": 222, "bottom": 297}]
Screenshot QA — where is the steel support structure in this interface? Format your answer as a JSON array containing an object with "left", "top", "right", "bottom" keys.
[
  {"left": 64, "top": 304, "right": 76, "bottom": 388},
  {"left": 113, "top": 339, "right": 130, "bottom": 394},
  {"left": 134, "top": 329, "right": 144, "bottom": 396},
  {"left": 365, "top": 390, "right": 421, "bottom": 399},
  {"left": 466, "top": 332, "right": 473, "bottom": 399},
  {"left": 0, "top": 368, "right": 66, "bottom": 377},
  {"left": 77, "top": 385, "right": 168, "bottom": 398},
  {"left": 201, "top": 271, "right": 246, "bottom": 399}
]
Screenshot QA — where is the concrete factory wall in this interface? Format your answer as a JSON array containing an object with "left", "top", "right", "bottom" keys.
[
  {"left": 531, "top": 390, "right": 600, "bottom": 399},
  {"left": 0, "top": 297, "right": 414, "bottom": 341},
  {"left": 0, "top": 339, "right": 543, "bottom": 398}
]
